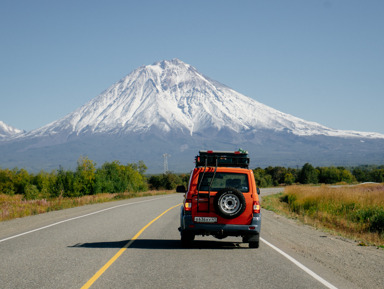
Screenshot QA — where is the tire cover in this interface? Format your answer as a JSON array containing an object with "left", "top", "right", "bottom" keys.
[{"left": 214, "top": 187, "right": 246, "bottom": 219}]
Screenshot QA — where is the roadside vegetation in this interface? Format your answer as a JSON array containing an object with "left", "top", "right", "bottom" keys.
[
  {"left": 0, "top": 190, "right": 174, "bottom": 222},
  {"left": 1, "top": 158, "right": 383, "bottom": 232},
  {"left": 254, "top": 163, "right": 384, "bottom": 187},
  {"left": 0, "top": 157, "right": 186, "bottom": 222},
  {"left": 262, "top": 184, "right": 384, "bottom": 247}
]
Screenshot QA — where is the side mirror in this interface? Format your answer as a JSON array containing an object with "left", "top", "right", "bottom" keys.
[
  {"left": 176, "top": 185, "right": 187, "bottom": 193},
  {"left": 257, "top": 187, "right": 261, "bottom": 195}
]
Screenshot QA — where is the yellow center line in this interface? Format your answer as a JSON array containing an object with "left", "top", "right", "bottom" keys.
[{"left": 81, "top": 203, "right": 182, "bottom": 289}]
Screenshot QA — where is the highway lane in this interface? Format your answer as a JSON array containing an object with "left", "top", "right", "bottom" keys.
[
  {"left": 1, "top": 191, "right": 383, "bottom": 288},
  {"left": 0, "top": 195, "right": 180, "bottom": 289}
]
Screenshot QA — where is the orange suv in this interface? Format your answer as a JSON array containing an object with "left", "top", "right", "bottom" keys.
[{"left": 177, "top": 150, "right": 261, "bottom": 248}]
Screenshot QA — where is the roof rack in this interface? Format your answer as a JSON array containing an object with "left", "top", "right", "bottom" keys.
[{"left": 195, "top": 150, "right": 249, "bottom": 169}]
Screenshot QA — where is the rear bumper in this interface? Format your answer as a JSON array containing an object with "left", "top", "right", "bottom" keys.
[{"left": 179, "top": 208, "right": 261, "bottom": 237}]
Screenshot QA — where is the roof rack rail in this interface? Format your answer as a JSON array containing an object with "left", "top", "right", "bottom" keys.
[{"left": 195, "top": 150, "right": 249, "bottom": 169}]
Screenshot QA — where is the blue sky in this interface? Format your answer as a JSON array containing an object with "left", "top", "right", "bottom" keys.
[{"left": 1, "top": 0, "right": 383, "bottom": 134}]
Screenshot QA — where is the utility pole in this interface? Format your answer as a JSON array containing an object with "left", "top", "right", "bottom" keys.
[{"left": 163, "top": 153, "right": 170, "bottom": 174}]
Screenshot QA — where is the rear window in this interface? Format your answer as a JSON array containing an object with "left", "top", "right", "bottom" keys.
[{"left": 197, "top": 172, "right": 249, "bottom": 192}]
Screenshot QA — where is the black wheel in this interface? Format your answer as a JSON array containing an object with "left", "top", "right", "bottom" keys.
[
  {"left": 214, "top": 187, "right": 246, "bottom": 219},
  {"left": 180, "top": 231, "right": 195, "bottom": 247},
  {"left": 244, "top": 234, "right": 260, "bottom": 248},
  {"left": 249, "top": 241, "right": 259, "bottom": 248}
]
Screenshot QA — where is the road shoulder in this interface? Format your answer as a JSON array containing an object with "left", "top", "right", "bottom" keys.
[{"left": 261, "top": 207, "right": 384, "bottom": 289}]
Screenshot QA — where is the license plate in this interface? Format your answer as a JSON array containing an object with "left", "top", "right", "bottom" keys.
[{"left": 194, "top": 216, "right": 217, "bottom": 223}]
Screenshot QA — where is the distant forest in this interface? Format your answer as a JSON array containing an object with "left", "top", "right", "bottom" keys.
[
  {"left": 253, "top": 163, "right": 384, "bottom": 187},
  {"left": 1, "top": 157, "right": 383, "bottom": 200}
]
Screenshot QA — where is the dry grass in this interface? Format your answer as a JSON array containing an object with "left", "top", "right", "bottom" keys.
[
  {"left": 262, "top": 184, "right": 384, "bottom": 247},
  {"left": 0, "top": 190, "right": 175, "bottom": 222}
]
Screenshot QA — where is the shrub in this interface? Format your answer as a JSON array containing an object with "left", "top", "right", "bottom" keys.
[
  {"left": 24, "top": 184, "right": 40, "bottom": 200},
  {"left": 147, "top": 172, "right": 185, "bottom": 190}
]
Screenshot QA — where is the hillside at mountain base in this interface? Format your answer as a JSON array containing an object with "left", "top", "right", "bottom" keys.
[{"left": 1, "top": 129, "right": 383, "bottom": 173}]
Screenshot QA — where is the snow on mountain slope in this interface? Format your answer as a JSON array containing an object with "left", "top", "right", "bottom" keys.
[
  {"left": 2, "top": 59, "right": 384, "bottom": 172},
  {"left": 0, "top": 121, "right": 23, "bottom": 139},
  {"left": 21, "top": 59, "right": 384, "bottom": 140}
]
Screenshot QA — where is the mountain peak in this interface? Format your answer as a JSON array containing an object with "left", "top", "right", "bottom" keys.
[
  {"left": 2, "top": 59, "right": 384, "bottom": 172},
  {"left": 0, "top": 121, "right": 24, "bottom": 139},
  {"left": 22, "top": 59, "right": 384, "bottom": 140},
  {"left": 139, "top": 59, "right": 193, "bottom": 77},
  {"left": 157, "top": 58, "right": 188, "bottom": 67}
]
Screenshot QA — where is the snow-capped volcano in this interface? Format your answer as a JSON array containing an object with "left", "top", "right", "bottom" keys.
[
  {"left": 2, "top": 59, "right": 384, "bottom": 172},
  {"left": 23, "top": 59, "right": 384, "bottom": 140},
  {"left": 0, "top": 121, "right": 23, "bottom": 139}
]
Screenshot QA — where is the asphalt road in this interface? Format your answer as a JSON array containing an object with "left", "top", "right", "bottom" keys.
[{"left": 1, "top": 190, "right": 383, "bottom": 289}]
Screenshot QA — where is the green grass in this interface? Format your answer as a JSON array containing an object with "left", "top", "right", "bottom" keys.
[{"left": 262, "top": 184, "right": 384, "bottom": 247}]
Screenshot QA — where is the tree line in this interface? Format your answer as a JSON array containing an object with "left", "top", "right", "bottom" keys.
[
  {"left": 0, "top": 157, "right": 148, "bottom": 200},
  {"left": 1, "top": 159, "right": 383, "bottom": 200},
  {"left": 254, "top": 163, "right": 384, "bottom": 187}
]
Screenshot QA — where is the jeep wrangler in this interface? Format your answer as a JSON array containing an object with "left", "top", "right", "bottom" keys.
[{"left": 178, "top": 150, "right": 261, "bottom": 248}]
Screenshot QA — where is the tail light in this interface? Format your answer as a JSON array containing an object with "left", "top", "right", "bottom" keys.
[
  {"left": 184, "top": 199, "right": 192, "bottom": 211},
  {"left": 253, "top": 201, "right": 260, "bottom": 214}
]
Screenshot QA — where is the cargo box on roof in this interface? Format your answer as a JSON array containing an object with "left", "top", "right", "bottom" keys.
[{"left": 195, "top": 150, "right": 250, "bottom": 169}]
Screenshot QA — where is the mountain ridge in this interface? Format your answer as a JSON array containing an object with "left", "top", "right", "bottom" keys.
[
  {"left": 1, "top": 59, "right": 384, "bottom": 173},
  {"left": 7, "top": 59, "right": 384, "bottom": 141},
  {"left": 0, "top": 121, "right": 24, "bottom": 139}
]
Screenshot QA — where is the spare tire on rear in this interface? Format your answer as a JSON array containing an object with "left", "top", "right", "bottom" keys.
[{"left": 214, "top": 187, "right": 246, "bottom": 219}]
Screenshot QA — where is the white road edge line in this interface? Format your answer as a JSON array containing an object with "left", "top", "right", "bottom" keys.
[
  {"left": 261, "top": 237, "right": 338, "bottom": 289},
  {"left": 0, "top": 195, "right": 176, "bottom": 244}
]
